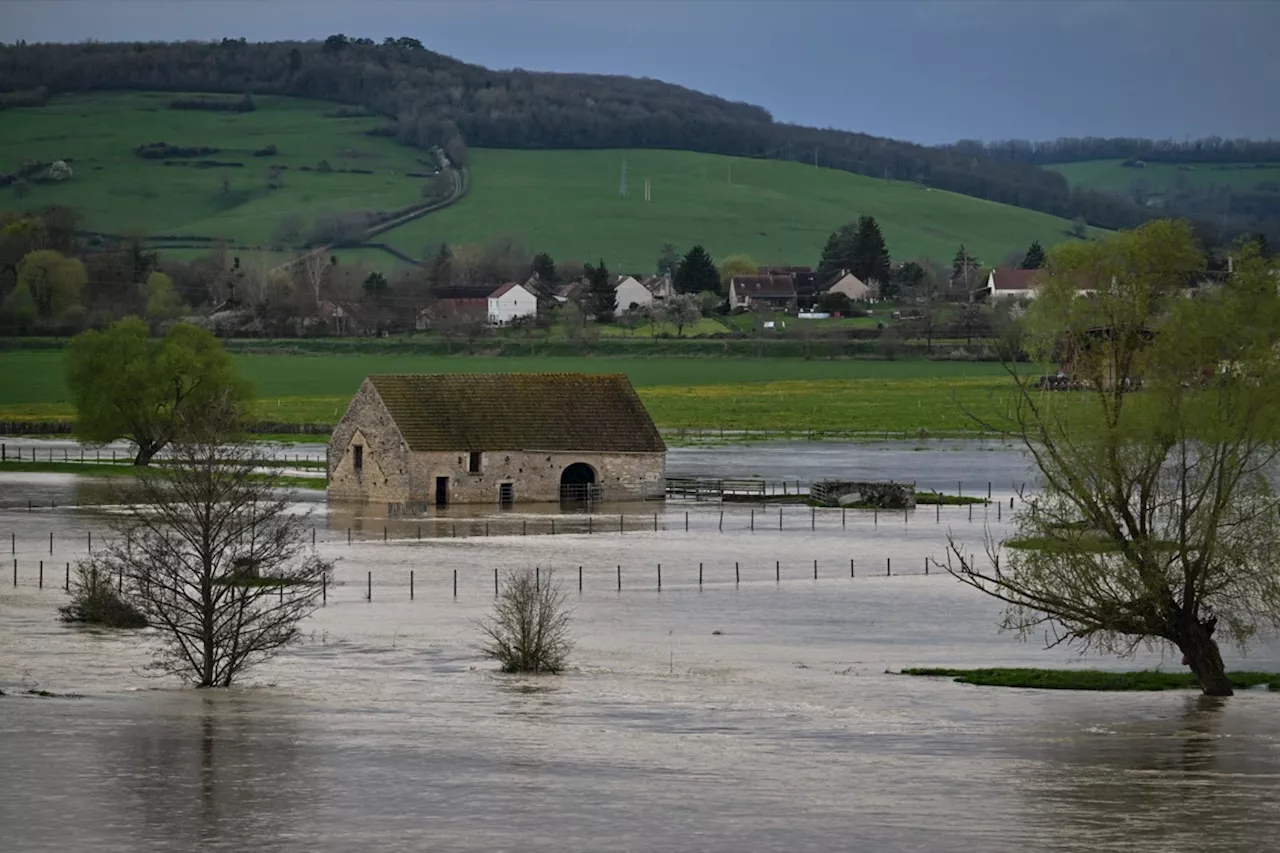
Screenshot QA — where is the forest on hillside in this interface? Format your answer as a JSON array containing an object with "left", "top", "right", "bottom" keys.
[{"left": 0, "top": 36, "right": 1149, "bottom": 235}]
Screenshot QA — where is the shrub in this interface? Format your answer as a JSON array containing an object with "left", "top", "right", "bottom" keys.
[
  {"left": 478, "top": 568, "right": 573, "bottom": 673},
  {"left": 59, "top": 562, "right": 148, "bottom": 628}
]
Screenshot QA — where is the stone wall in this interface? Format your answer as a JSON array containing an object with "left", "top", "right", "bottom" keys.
[
  {"left": 327, "top": 380, "right": 412, "bottom": 502},
  {"left": 407, "top": 449, "right": 665, "bottom": 504}
]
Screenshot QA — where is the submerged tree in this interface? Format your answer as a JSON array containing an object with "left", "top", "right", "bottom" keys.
[
  {"left": 65, "top": 318, "right": 253, "bottom": 465},
  {"left": 945, "top": 221, "right": 1280, "bottom": 696},
  {"left": 83, "top": 405, "right": 331, "bottom": 687},
  {"left": 479, "top": 568, "right": 573, "bottom": 673}
]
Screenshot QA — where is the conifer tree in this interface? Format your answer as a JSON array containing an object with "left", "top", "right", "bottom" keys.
[
  {"left": 1020, "top": 241, "right": 1046, "bottom": 269},
  {"left": 674, "top": 244, "right": 719, "bottom": 294},
  {"left": 850, "top": 215, "right": 891, "bottom": 284}
]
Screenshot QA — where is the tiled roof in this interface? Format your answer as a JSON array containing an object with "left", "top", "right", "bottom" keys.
[
  {"left": 367, "top": 373, "right": 666, "bottom": 453},
  {"left": 731, "top": 275, "right": 797, "bottom": 297},
  {"left": 990, "top": 268, "right": 1041, "bottom": 291},
  {"left": 490, "top": 282, "right": 523, "bottom": 299}
]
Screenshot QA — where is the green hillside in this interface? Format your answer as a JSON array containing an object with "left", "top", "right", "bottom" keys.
[
  {"left": 2, "top": 91, "right": 1100, "bottom": 269},
  {"left": 385, "top": 148, "right": 1100, "bottom": 270},
  {"left": 1051, "top": 159, "right": 1280, "bottom": 195}
]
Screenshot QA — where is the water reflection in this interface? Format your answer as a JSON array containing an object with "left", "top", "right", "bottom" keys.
[{"left": 1021, "top": 695, "right": 1275, "bottom": 852}]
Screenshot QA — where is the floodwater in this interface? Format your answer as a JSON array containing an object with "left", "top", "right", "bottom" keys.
[{"left": 2, "top": 441, "right": 1278, "bottom": 852}]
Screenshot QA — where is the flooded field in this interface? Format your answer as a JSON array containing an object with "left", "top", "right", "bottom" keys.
[{"left": 2, "top": 441, "right": 1278, "bottom": 852}]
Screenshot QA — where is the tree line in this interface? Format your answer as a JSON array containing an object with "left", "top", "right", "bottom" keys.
[
  {"left": 948, "top": 136, "right": 1280, "bottom": 166},
  {"left": 0, "top": 37, "right": 1150, "bottom": 232}
]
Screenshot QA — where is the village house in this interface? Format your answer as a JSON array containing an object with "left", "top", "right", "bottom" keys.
[
  {"left": 487, "top": 282, "right": 538, "bottom": 325},
  {"left": 328, "top": 373, "right": 668, "bottom": 506},
  {"left": 612, "top": 274, "right": 653, "bottom": 310},
  {"left": 818, "top": 269, "right": 876, "bottom": 302},
  {"left": 762, "top": 266, "right": 819, "bottom": 302},
  {"left": 975, "top": 268, "right": 1042, "bottom": 302},
  {"left": 643, "top": 273, "right": 675, "bottom": 302},
  {"left": 729, "top": 274, "right": 797, "bottom": 311}
]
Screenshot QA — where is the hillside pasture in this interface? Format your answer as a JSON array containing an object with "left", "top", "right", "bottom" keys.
[
  {"left": 3, "top": 93, "right": 1102, "bottom": 271},
  {"left": 1050, "top": 159, "right": 1280, "bottom": 195}
]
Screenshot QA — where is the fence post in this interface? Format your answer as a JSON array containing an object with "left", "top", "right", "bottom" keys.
[
  {"left": 409, "top": 569, "right": 415, "bottom": 599},
  {"left": 39, "top": 560, "right": 42, "bottom": 588},
  {"left": 842, "top": 508, "right": 846, "bottom": 528},
  {"left": 384, "top": 526, "right": 388, "bottom": 542},
  {"left": 452, "top": 523, "right": 457, "bottom": 538},
  {"left": 850, "top": 558, "right": 854, "bottom": 578},
  {"left": 65, "top": 562, "right": 70, "bottom": 591},
  {"left": 813, "top": 559, "right": 817, "bottom": 580},
  {"left": 312, "top": 527, "right": 316, "bottom": 546},
  {"left": 699, "top": 562, "right": 703, "bottom": 585},
  {"left": 322, "top": 575, "right": 327, "bottom": 605},
  {"left": 453, "top": 569, "right": 457, "bottom": 598},
  {"left": 620, "top": 514, "right": 624, "bottom": 533},
  {"left": 523, "top": 520, "right": 527, "bottom": 536},
  {"left": 936, "top": 501, "right": 940, "bottom": 523},
  {"left": 418, "top": 525, "right": 422, "bottom": 540},
  {"left": 811, "top": 508, "right": 815, "bottom": 530},
  {"left": 12, "top": 559, "right": 15, "bottom": 587},
  {"left": 735, "top": 561, "right": 740, "bottom": 584},
  {"left": 776, "top": 560, "right": 780, "bottom": 582},
  {"left": 118, "top": 567, "right": 122, "bottom": 592},
  {"left": 589, "top": 516, "right": 593, "bottom": 535},
  {"left": 366, "top": 571, "right": 372, "bottom": 600},
  {"left": 925, "top": 557, "right": 929, "bottom": 576},
  {"left": 348, "top": 528, "right": 352, "bottom": 545},
  {"left": 495, "top": 567, "right": 499, "bottom": 596},
  {"left": 886, "top": 558, "right": 891, "bottom": 577},
  {"left": 578, "top": 566, "right": 583, "bottom": 592},
  {"left": 874, "top": 507, "right": 877, "bottom": 527},
  {"left": 779, "top": 508, "right": 782, "bottom": 530},
  {"left": 617, "top": 565, "right": 621, "bottom": 591},
  {"left": 988, "top": 481, "right": 992, "bottom": 500},
  {"left": 653, "top": 513, "right": 657, "bottom": 532},
  {"left": 998, "top": 503, "right": 1002, "bottom": 522},
  {"left": 685, "top": 512, "right": 689, "bottom": 532},
  {"left": 750, "top": 509, "right": 754, "bottom": 531},
  {"left": 657, "top": 563, "right": 661, "bottom": 590},
  {"left": 49, "top": 531, "right": 53, "bottom": 554}
]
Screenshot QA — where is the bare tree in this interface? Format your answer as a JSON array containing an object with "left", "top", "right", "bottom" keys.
[
  {"left": 478, "top": 568, "right": 573, "bottom": 673},
  {"left": 943, "top": 224, "right": 1280, "bottom": 696},
  {"left": 300, "top": 250, "right": 330, "bottom": 310},
  {"left": 80, "top": 409, "right": 332, "bottom": 687}
]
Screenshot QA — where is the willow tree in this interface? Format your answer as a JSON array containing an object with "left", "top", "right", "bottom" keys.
[{"left": 947, "top": 221, "right": 1280, "bottom": 696}]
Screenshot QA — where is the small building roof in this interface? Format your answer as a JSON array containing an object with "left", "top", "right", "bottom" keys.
[
  {"left": 489, "top": 282, "right": 524, "bottom": 299},
  {"left": 366, "top": 373, "right": 667, "bottom": 453},
  {"left": 990, "top": 268, "right": 1041, "bottom": 291},
  {"left": 432, "top": 286, "right": 497, "bottom": 300},
  {"left": 731, "top": 274, "right": 797, "bottom": 298}
]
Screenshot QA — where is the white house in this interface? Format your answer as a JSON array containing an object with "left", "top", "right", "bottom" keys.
[
  {"left": 613, "top": 275, "right": 653, "bottom": 310},
  {"left": 979, "top": 268, "right": 1041, "bottom": 301},
  {"left": 643, "top": 274, "right": 675, "bottom": 302},
  {"left": 487, "top": 282, "right": 538, "bottom": 325},
  {"left": 819, "top": 270, "right": 875, "bottom": 302}
]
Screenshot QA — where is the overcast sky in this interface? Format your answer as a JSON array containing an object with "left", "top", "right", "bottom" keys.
[{"left": 4, "top": 0, "right": 1276, "bottom": 145}]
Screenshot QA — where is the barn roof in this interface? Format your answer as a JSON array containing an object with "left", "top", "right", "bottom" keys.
[{"left": 366, "top": 373, "right": 666, "bottom": 453}]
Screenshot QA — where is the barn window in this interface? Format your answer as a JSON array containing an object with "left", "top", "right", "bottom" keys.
[
  {"left": 353, "top": 445, "right": 363, "bottom": 474},
  {"left": 468, "top": 451, "right": 482, "bottom": 473}
]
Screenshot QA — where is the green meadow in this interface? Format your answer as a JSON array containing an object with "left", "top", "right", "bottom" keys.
[
  {"left": 0, "top": 350, "right": 1021, "bottom": 435},
  {"left": 3, "top": 92, "right": 1100, "bottom": 270},
  {"left": 1050, "top": 159, "right": 1280, "bottom": 195}
]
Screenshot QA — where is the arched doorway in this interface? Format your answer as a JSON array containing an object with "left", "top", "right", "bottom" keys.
[{"left": 560, "top": 462, "right": 600, "bottom": 502}]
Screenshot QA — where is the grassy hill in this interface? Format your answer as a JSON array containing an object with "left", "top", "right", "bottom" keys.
[
  {"left": 1050, "top": 159, "right": 1280, "bottom": 195},
  {"left": 383, "top": 148, "right": 1101, "bottom": 270},
  {"left": 2, "top": 91, "right": 1102, "bottom": 270}
]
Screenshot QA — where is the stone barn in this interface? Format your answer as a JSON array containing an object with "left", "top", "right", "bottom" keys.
[{"left": 327, "top": 373, "right": 667, "bottom": 505}]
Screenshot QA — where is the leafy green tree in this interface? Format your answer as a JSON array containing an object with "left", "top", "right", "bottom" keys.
[
  {"left": 1020, "top": 240, "right": 1046, "bottom": 270},
  {"left": 816, "top": 291, "right": 853, "bottom": 314},
  {"left": 362, "top": 271, "right": 388, "bottom": 298},
  {"left": 850, "top": 215, "right": 891, "bottom": 285},
  {"left": 945, "top": 221, "right": 1280, "bottom": 697},
  {"left": 531, "top": 252, "right": 558, "bottom": 283},
  {"left": 717, "top": 254, "right": 758, "bottom": 293},
  {"left": 656, "top": 242, "right": 681, "bottom": 276},
  {"left": 888, "top": 260, "right": 926, "bottom": 301},
  {"left": 585, "top": 259, "right": 616, "bottom": 322},
  {"left": 674, "top": 244, "right": 718, "bottom": 294},
  {"left": 18, "top": 249, "right": 86, "bottom": 321},
  {"left": 66, "top": 318, "right": 254, "bottom": 465},
  {"left": 144, "top": 271, "right": 182, "bottom": 326},
  {"left": 817, "top": 224, "right": 857, "bottom": 278},
  {"left": 1071, "top": 215, "right": 1089, "bottom": 239}
]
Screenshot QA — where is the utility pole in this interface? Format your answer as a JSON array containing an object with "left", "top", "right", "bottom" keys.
[{"left": 619, "top": 159, "right": 628, "bottom": 197}]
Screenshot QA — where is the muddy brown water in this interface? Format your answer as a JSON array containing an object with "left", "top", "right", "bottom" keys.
[{"left": 2, "top": 442, "right": 1278, "bottom": 852}]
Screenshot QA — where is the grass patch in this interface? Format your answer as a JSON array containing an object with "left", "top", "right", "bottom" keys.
[
  {"left": 902, "top": 667, "right": 1280, "bottom": 691},
  {"left": 1050, "top": 159, "right": 1280, "bottom": 196}
]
